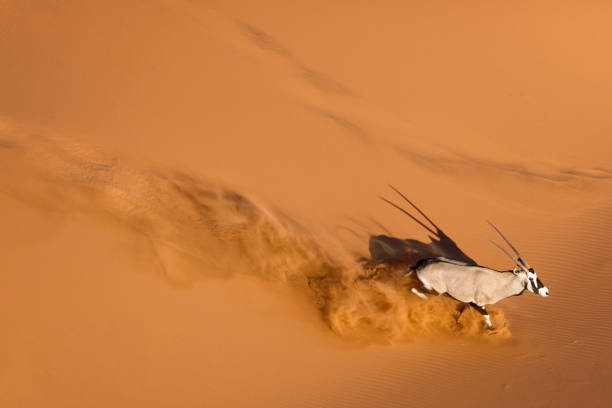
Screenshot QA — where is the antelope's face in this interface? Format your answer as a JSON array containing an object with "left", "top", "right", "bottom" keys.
[
  {"left": 516, "top": 267, "right": 549, "bottom": 296},
  {"left": 527, "top": 268, "right": 549, "bottom": 296},
  {"left": 487, "top": 221, "right": 549, "bottom": 297}
]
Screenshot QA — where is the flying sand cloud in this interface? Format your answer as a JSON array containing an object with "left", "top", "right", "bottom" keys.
[{"left": 0, "top": 127, "right": 510, "bottom": 343}]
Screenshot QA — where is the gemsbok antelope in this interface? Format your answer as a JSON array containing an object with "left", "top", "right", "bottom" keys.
[
  {"left": 405, "top": 222, "right": 549, "bottom": 329},
  {"left": 381, "top": 187, "right": 549, "bottom": 330}
]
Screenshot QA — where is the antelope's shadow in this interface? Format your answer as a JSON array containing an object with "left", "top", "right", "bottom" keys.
[{"left": 368, "top": 186, "right": 477, "bottom": 266}]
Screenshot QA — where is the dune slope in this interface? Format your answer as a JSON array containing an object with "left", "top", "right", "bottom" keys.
[{"left": 1, "top": 1, "right": 612, "bottom": 407}]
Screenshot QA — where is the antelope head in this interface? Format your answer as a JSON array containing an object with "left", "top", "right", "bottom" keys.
[{"left": 486, "top": 222, "right": 549, "bottom": 297}]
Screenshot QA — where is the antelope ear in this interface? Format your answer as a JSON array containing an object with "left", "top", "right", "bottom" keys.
[{"left": 512, "top": 268, "right": 521, "bottom": 276}]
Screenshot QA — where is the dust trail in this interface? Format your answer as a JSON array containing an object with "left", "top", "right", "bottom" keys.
[{"left": 0, "top": 129, "right": 510, "bottom": 343}]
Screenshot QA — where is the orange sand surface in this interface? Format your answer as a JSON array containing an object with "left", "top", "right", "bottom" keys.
[{"left": 1, "top": 1, "right": 611, "bottom": 406}]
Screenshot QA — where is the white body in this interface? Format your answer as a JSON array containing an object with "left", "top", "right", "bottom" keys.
[{"left": 415, "top": 260, "right": 525, "bottom": 306}]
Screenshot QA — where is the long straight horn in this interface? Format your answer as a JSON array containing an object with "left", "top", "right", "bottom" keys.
[
  {"left": 485, "top": 236, "right": 519, "bottom": 265},
  {"left": 379, "top": 196, "right": 437, "bottom": 235},
  {"left": 487, "top": 221, "right": 530, "bottom": 268},
  {"left": 389, "top": 185, "right": 441, "bottom": 232}
]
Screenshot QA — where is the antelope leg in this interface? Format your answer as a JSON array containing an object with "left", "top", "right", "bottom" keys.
[
  {"left": 411, "top": 287, "right": 428, "bottom": 300},
  {"left": 469, "top": 302, "right": 494, "bottom": 330}
]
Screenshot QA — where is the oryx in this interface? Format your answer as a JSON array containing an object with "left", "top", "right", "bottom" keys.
[
  {"left": 405, "top": 222, "right": 549, "bottom": 329},
  {"left": 380, "top": 188, "right": 549, "bottom": 330}
]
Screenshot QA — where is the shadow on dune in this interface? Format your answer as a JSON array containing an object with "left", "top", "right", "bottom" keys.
[
  {"left": 370, "top": 186, "right": 477, "bottom": 266},
  {"left": 0, "top": 130, "right": 510, "bottom": 343}
]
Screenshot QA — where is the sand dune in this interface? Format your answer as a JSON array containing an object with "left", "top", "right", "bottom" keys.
[{"left": 1, "top": 1, "right": 612, "bottom": 407}]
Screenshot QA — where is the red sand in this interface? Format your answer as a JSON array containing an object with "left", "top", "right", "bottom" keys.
[{"left": 1, "top": 1, "right": 611, "bottom": 406}]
